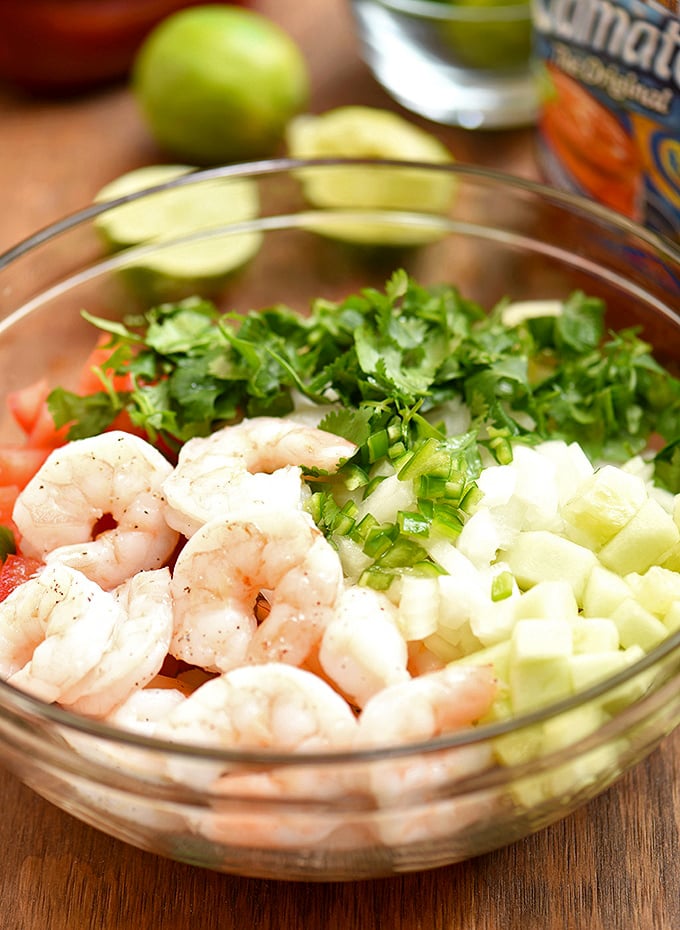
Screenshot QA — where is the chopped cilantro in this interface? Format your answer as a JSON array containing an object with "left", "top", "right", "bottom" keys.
[{"left": 47, "top": 273, "right": 680, "bottom": 501}]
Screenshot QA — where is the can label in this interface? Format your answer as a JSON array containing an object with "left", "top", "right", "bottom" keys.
[{"left": 533, "top": 0, "right": 680, "bottom": 239}]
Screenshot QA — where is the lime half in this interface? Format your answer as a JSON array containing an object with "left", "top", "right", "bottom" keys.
[
  {"left": 94, "top": 165, "right": 262, "bottom": 300},
  {"left": 286, "top": 106, "right": 456, "bottom": 245}
]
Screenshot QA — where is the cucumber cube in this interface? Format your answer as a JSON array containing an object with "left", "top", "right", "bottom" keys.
[
  {"left": 503, "top": 530, "right": 598, "bottom": 604},
  {"left": 569, "top": 617, "right": 620, "bottom": 653},
  {"left": 610, "top": 598, "right": 669, "bottom": 651},
  {"left": 561, "top": 465, "right": 647, "bottom": 551},
  {"left": 453, "top": 640, "right": 512, "bottom": 722},
  {"left": 453, "top": 639, "right": 511, "bottom": 680},
  {"left": 582, "top": 564, "right": 630, "bottom": 617},
  {"left": 509, "top": 618, "right": 573, "bottom": 713},
  {"left": 541, "top": 703, "right": 606, "bottom": 750},
  {"left": 569, "top": 650, "right": 632, "bottom": 692},
  {"left": 659, "top": 540, "right": 680, "bottom": 573},
  {"left": 513, "top": 580, "right": 578, "bottom": 621},
  {"left": 663, "top": 601, "right": 680, "bottom": 633},
  {"left": 625, "top": 565, "right": 680, "bottom": 618},
  {"left": 599, "top": 499, "right": 680, "bottom": 576},
  {"left": 600, "top": 645, "right": 649, "bottom": 714}
]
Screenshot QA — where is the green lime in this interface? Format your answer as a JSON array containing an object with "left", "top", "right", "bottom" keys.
[
  {"left": 286, "top": 106, "right": 456, "bottom": 245},
  {"left": 436, "top": 0, "right": 531, "bottom": 72},
  {"left": 132, "top": 6, "right": 309, "bottom": 165},
  {"left": 94, "top": 164, "right": 262, "bottom": 300}
]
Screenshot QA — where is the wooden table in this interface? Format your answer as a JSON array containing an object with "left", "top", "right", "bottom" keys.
[{"left": 0, "top": 2, "right": 678, "bottom": 927}]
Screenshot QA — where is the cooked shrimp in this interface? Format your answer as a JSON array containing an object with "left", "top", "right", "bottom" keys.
[
  {"left": 318, "top": 585, "right": 411, "bottom": 708},
  {"left": 6, "top": 565, "right": 173, "bottom": 715},
  {"left": 6, "top": 564, "right": 125, "bottom": 704},
  {"left": 355, "top": 663, "right": 497, "bottom": 749},
  {"left": 12, "top": 431, "right": 179, "bottom": 589},
  {"left": 107, "top": 680, "right": 188, "bottom": 735},
  {"left": 0, "top": 562, "right": 74, "bottom": 679},
  {"left": 170, "top": 508, "right": 343, "bottom": 672},
  {"left": 368, "top": 742, "right": 495, "bottom": 847},
  {"left": 355, "top": 664, "right": 497, "bottom": 846},
  {"left": 162, "top": 416, "right": 357, "bottom": 537},
  {"left": 156, "top": 663, "right": 358, "bottom": 789},
  {"left": 64, "top": 568, "right": 175, "bottom": 718},
  {"left": 204, "top": 766, "right": 361, "bottom": 850}
]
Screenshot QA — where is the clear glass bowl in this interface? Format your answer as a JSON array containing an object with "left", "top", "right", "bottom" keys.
[{"left": 0, "top": 159, "right": 679, "bottom": 881}]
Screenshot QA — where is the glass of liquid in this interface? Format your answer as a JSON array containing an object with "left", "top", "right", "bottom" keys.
[{"left": 348, "top": 0, "right": 538, "bottom": 130}]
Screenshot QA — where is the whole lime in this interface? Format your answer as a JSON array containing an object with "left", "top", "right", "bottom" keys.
[{"left": 132, "top": 5, "right": 309, "bottom": 164}]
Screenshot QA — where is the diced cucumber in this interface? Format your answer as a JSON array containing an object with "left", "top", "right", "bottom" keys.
[
  {"left": 541, "top": 703, "right": 607, "bottom": 751},
  {"left": 659, "top": 539, "right": 680, "bottom": 573},
  {"left": 569, "top": 617, "right": 620, "bottom": 654},
  {"left": 453, "top": 639, "right": 511, "bottom": 680},
  {"left": 503, "top": 530, "right": 598, "bottom": 605},
  {"left": 598, "top": 498, "right": 680, "bottom": 576},
  {"left": 663, "top": 601, "right": 680, "bottom": 633},
  {"left": 625, "top": 565, "right": 680, "bottom": 618},
  {"left": 569, "top": 650, "right": 632, "bottom": 692},
  {"left": 561, "top": 465, "right": 647, "bottom": 551},
  {"left": 599, "top": 645, "right": 650, "bottom": 715},
  {"left": 492, "top": 723, "right": 544, "bottom": 767},
  {"left": 509, "top": 618, "right": 573, "bottom": 713},
  {"left": 610, "top": 598, "right": 669, "bottom": 651},
  {"left": 513, "top": 580, "right": 578, "bottom": 622},
  {"left": 582, "top": 564, "right": 630, "bottom": 618}
]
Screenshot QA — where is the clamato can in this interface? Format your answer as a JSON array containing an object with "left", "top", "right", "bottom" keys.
[{"left": 533, "top": 0, "right": 680, "bottom": 240}]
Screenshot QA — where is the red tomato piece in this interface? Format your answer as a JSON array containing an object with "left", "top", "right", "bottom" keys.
[
  {"left": 6, "top": 378, "right": 51, "bottom": 435},
  {"left": 0, "top": 446, "right": 51, "bottom": 490},
  {"left": 0, "top": 485, "right": 19, "bottom": 525},
  {"left": 77, "top": 336, "right": 134, "bottom": 396},
  {"left": 0, "top": 554, "right": 43, "bottom": 602},
  {"left": 25, "top": 403, "right": 70, "bottom": 451}
]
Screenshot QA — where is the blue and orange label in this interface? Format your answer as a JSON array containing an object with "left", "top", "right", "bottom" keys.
[{"left": 533, "top": 0, "right": 680, "bottom": 240}]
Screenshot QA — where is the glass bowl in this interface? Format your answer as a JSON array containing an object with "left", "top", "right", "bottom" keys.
[{"left": 0, "top": 159, "right": 679, "bottom": 882}]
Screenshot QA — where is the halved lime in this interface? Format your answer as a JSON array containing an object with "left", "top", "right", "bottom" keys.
[
  {"left": 286, "top": 106, "right": 456, "bottom": 245},
  {"left": 94, "top": 164, "right": 262, "bottom": 300}
]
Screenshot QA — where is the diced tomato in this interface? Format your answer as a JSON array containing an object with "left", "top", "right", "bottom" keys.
[
  {"left": 6, "top": 377, "right": 51, "bottom": 435},
  {"left": 77, "top": 336, "right": 134, "bottom": 396},
  {"left": 24, "top": 402, "right": 70, "bottom": 450},
  {"left": 106, "top": 408, "right": 147, "bottom": 438},
  {"left": 0, "top": 485, "right": 19, "bottom": 525},
  {"left": 0, "top": 554, "right": 42, "bottom": 602},
  {"left": 0, "top": 445, "right": 51, "bottom": 489},
  {"left": 7, "top": 376, "right": 69, "bottom": 450}
]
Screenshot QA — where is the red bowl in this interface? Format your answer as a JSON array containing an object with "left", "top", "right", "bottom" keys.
[{"left": 0, "top": 0, "right": 245, "bottom": 94}]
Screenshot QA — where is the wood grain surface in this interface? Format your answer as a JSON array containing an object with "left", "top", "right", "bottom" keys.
[{"left": 0, "top": 1, "right": 678, "bottom": 927}]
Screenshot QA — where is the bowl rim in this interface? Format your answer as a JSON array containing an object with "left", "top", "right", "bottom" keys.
[
  {"left": 0, "top": 155, "right": 679, "bottom": 766},
  {"left": 1, "top": 157, "right": 679, "bottom": 271}
]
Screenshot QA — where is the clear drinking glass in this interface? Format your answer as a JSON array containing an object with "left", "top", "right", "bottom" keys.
[{"left": 348, "top": 0, "right": 537, "bottom": 129}]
